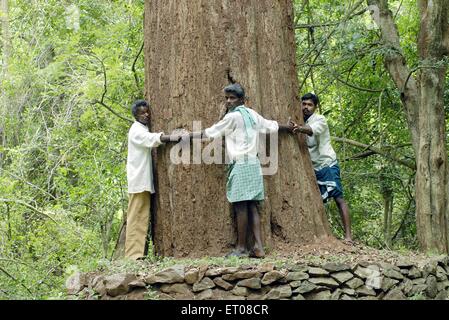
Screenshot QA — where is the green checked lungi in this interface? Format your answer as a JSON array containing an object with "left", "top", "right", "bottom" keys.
[{"left": 226, "top": 157, "right": 264, "bottom": 203}]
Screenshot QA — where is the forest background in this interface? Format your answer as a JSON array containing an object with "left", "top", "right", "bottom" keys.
[{"left": 0, "top": 0, "right": 447, "bottom": 299}]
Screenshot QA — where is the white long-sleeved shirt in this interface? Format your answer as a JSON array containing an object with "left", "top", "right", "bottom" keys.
[
  {"left": 305, "top": 113, "right": 337, "bottom": 170},
  {"left": 204, "top": 105, "right": 279, "bottom": 161},
  {"left": 127, "top": 121, "right": 163, "bottom": 194}
]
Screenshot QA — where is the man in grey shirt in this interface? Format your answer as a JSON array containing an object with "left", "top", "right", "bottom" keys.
[{"left": 294, "top": 93, "right": 352, "bottom": 243}]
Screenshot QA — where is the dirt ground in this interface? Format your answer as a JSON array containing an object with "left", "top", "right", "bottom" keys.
[{"left": 269, "top": 236, "right": 434, "bottom": 267}]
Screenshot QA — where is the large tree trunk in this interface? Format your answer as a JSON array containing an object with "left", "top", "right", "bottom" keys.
[
  {"left": 144, "top": 0, "right": 332, "bottom": 257},
  {"left": 368, "top": 0, "right": 449, "bottom": 253}
]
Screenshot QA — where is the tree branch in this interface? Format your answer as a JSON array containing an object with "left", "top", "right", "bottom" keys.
[
  {"left": 84, "top": 52, "right": 133, "bottom": 123},
  {"left": 92, "top": 100, "right": 133, "bottom": 123},
  {"left": 0, "top": 168, "right": 57, "bottom": 201},
  {"left": 0, "top": 258, "right": 31, "bottom": 266},
  {"left": 0, "top": 198, "right": 57, "bottom": 223},
  {"left": 295, "top": 8, "right": 367, "bottom": 29},
  {"left": 85, "top": 53, "right": 108, "bottom": 103},
  {"left": 330, "top": 70, "right": 384, "bottom": 93},
  {"left": 298, "top": 0, "right": 366, "bottom": 93},
  {"left": 132, "top": 42, "right": 144, "bottom": 89},
  {"left": 402, "top": 64, "right": 444, "bottom": 96},
  {"left": 0, "top": 265, "right": 33, "bottom": 295},
  {"left": 341, "top": 150, "right": 376, "bottom": 161},
  {"left": 332, "top": 136, "right": 416, "bottom": 170}
]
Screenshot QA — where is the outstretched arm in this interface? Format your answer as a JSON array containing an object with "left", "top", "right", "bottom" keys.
[
  {"left": 160, "top": 134, "right": 182, "bottom": 143},
  {"left": 190, "top": 130, "right": 206, "bottom": 139},
  {"left": 278, "top": 124, "right": 295, "bottom": 132},
  {"left": 278, "top": 117, "right": 298, "bottom": 134},
  {"left": 182, "top": 114, "right": 233, "bottom": 141},
  {"left": 177, "top": 130, "right": 206, "bottom": 140},
  {"left": 278, "top": 117, "right": 314, "bottom": 136}
]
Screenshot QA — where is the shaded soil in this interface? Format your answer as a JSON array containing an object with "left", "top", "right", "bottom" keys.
[{"left": 270, "top": 236, "right": 432, "bottom": 267}]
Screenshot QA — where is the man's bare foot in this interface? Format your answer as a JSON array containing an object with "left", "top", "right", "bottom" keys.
[
  {"left": 225, "top": 248, "right": 249, "bottom": 258},
  {"left": 250, "top": 246, "right": 265, "bottom": 258}
]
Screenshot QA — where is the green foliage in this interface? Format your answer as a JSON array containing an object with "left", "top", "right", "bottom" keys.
[
  {"left": 0, "top": 0, "right": 144, "bottom": 299},
  {"left": 0, "top": 210, "right": 104, "bottom": 299}
]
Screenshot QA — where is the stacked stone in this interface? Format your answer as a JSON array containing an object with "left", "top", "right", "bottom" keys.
[{"left": 66, "top": 256, "right": 449, "bottom": 300}]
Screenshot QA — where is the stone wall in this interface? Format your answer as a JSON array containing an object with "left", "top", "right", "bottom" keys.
[{"left": 67, "top": 256, "right": 449, "bottom": 300}]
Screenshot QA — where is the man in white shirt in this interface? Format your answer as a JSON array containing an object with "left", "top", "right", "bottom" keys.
[
  {"left": 293, "top": 93, "right": 352, "bottom": 242},
  {"left": 188, "top": 84, "right": 296, "bottom": 258},
  {"left": 126, "top": 99, "right": 176, "bottom": 260}
]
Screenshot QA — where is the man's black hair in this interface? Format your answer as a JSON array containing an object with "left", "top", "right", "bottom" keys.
[
  {"left": 131, "top": 99, "right": 149, "bottom": 118},
  {"left": 223, "top": 83, "right": 245, "bottom": 99},
  {"left": 301, "top": 93, "right": 319, "bottom": 106}
]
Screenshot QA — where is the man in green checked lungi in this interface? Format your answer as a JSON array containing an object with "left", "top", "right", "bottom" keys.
[{"left": 187, "top": 83, "right": 296, "bottom": 258}]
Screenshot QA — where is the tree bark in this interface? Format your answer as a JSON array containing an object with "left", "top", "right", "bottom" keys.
[
  {"left": 383, "top": 193, "right": 393, "bottom": 247},
  {"left": 0, "top": 0, "right": 10, "bottom": 166},
  {"left": 0, "top": 0, "right": 10, "bottom": 74},
  {"left": 367, "top": 0, "right": 449, "bottom": 253},
  {"left": 367, "top": 0, "right": 419, "bottom": 149},
  {"left": 112, "top": 220, "right": 126, "bottom": 260},
  {"left": 144, "top": 0, "right": 333, "bottom": 257},
  {"left": 380, "top": 167, "right": 393, "bottom": 248},
  {"left": 415, "top": 0, "right": 449, "bottom": 253}
]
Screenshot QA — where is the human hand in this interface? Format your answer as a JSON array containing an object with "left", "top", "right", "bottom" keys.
[{"left": 287, "top": 117, "right": 299, "bottom": 133}]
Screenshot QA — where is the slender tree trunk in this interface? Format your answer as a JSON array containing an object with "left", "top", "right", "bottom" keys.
[
  {"left": 144, "top": 0, "right": 333, "bottom": 257},
  {"left": 367, "top": 0, "right": 419, "bottom": 148},
  {"left": 380, "top": 167, "right": 393, "bottom": 248},
  {"left": 112, "top": 220, "right": 126, "bottom": 260},
  {"left": 0, "top": 0, "right": 10, "bottom": 74},
  {"left": 382, "top": 190, "right": 393, "bottom": 248},
  {"left": 415, "top": 0, "right": 449, "bottom": 253},
  {"left": 367, "top": 0, "right": 449, "bottom": 253},
  {"left": 0, "top": 0, "right": 10, "bottom": 166}
]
